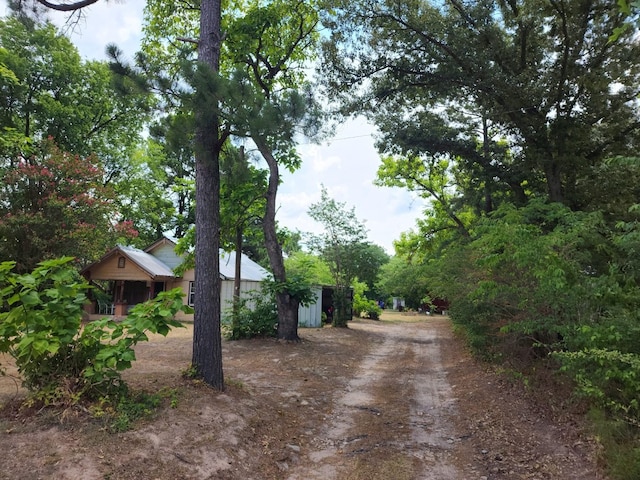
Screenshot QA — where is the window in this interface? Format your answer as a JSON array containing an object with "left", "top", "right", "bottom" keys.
[
  {"left": 117, "top": 257, "right": 126, "bottom": 268},
  {"left": 188, "top": 281, "right": 195, "bottom": 306}
]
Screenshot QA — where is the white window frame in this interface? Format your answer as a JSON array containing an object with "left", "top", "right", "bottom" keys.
[{"left": 188, "top": 281, "right": 195, "bottom": 306}]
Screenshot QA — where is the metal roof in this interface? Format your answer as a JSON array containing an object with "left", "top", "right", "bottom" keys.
[
  {"left": 219, "top": 250, "right": 271, "bottom": 282},
  {"left": 83, "top": 237, "right": 271, "bottom": 282},
  {"left": 119, "top": 245, "right": 177, "bottom": 279}
]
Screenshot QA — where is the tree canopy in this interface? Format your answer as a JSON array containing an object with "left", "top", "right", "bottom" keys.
[
  {"left": 308, "top": 186, "right": 370, "bottom": 326},
  {"left": 322, "top": 0, "right": 640, "bottom": 208},
  {"left": 0, "top": 139, "right": 137, "bottom": 271},
  {"left": 0, "top": 16, "right": 150, "bottom": 178}
]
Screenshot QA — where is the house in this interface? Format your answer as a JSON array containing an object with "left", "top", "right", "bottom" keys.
[{"left": 81, "top": 237, "right": 270, "bottom": 321}]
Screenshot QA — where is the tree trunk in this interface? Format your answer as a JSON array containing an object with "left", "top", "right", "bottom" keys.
[
  {"left": 232, "top": 223, "right": 243, "bottom": 328},
  {"left": 275, "top": 291, "right": 300, "bottom": 340},
  {"left": 481, "top": 117, "right": 493, "bottom": 214},
  {"left": 545, "top": 160, "right": 564, "bottom": 204},
  {"left": 191, "top": 0, "right": 224, "bottom": 390},
  {"left": 332, "top": 285, "right": 351, "bottom": 328},
  {"left": 253, "top": 136, "right": 300, "bottom": 341}
]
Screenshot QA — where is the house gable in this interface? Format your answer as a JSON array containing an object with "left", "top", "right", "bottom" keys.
[
  {"left": 147, "top": 243, "right": 182, "bottom": 270},
  {"left": 85, "top": 249, "right": 158, "bottom": 281},
  {"left": 82, "top": 245, "right": 177, "bottom": 282},
  {"left": 146, "top": 238, "right": 184, "bottom": 271}
]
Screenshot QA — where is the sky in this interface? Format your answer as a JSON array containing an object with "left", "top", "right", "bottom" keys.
[{"left": 0, "top": 0, "right": 427, "bottom": 254}]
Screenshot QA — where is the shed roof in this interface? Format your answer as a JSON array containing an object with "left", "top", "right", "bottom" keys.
[{"left": 219, "top": 250, "right": 271, "bottom": 282}]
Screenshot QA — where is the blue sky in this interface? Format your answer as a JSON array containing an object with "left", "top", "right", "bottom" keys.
[{"left": 1, "top": 0, "right": 426, "bottom": 254}]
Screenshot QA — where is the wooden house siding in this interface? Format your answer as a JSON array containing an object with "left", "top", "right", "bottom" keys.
[{"left": 88, "top": 255, "right": 157, "bottom": 281}]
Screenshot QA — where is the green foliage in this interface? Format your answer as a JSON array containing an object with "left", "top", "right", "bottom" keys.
[
  {"left": 89, "top": 387, "right": 178, "bottom": 432},
  {"left": 588, "top": 408, "right": 640, "bottom": 480},
  {"left": 353, "top": 292, "right": 381, "bottom": 320},
  {"left": 308, "top": 186, "right": 375, "bottom": 325},
  {"left": 612, "top": 0, "right": 640, "bottom": 41},
  {"left": 222, "top": 290, "right": 278, "bottom": 340},
  {"left": 264, "top": 274, "right": 316, "bottom": 307},
  {"left": 0, "top": 139, "right": 138, "bottom": 270},
  {"left": 0, "top": 16, "right": 149, "bottom": 174},
  {"left": 284, "top": 251, "right": 333, "bottom": 286},
  {"left": 325, "top": 0, "right": 640, "bottom": 207},
  {"left": 92, "top": 391, "right": 161, "bottom": 433},
  {"left": 114, "top": 141, "right": 183, "bottom": 246},
  {"left": 377, "top": 256, "right": 431, "bottom": 309},
  {"left": 0, "top": 257, "right": 189, "bottom": 405},
  {"left": 222, "top": 274, "right": 315, "bottom": 339},
  {"left": 422, "top": 198, "right": 640, "bottom": 432},
  {"left": 555, "top": 348, "right": 640, "bottom": 422}
]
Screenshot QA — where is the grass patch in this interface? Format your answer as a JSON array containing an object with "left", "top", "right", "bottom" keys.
[
  {"left": 225, "top": 377, "right": 246, "bottom": 390},
  {"left": 91, "top": 389, "right": 179, "bottom": 433},
  {"left": 589, "top": 408, "right": 640, "bottom": 480}
]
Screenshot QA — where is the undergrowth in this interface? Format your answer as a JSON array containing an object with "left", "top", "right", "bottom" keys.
[{"left": 0, "top": 257, "right": 190, "bottom": 429}]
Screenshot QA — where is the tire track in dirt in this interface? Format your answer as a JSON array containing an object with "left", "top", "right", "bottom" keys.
[{"left": 286, "top": 319, "right": 462, "bottom": 480}]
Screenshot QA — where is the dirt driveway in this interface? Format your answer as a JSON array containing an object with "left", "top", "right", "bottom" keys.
[{"left": 0, "top": 312, "right": 605, "bottom": 479}]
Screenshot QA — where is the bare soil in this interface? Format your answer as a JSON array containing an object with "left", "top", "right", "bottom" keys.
[{"left": 0, "top": 312, "right": 606, "bottom": 479}]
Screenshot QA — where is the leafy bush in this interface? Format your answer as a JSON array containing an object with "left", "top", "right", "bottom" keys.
[
  {"left": 427, "top": 199, "right": 640, "bottom": 434},
  {"left": 429, "top": 201, "right": 603, "bottom": 359},
  {"left": 353, "top": 293, "right": 381, "bottom": 320},
  {"left": 0, "top": 257, "right": 190, "bottom": 405},
  {"left": 222, "top": 275, "right": 315, "bottom": 339},
  {"left": 555, "top": 348, "right": 640, "bottom": 422},
  {"left": 222, "top": 291, "right": 278, "bottom": 340}
]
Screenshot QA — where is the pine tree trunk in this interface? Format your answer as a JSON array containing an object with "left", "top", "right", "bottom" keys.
[{"left": 191, "top": 0, "right": 224, "bottom": 390}]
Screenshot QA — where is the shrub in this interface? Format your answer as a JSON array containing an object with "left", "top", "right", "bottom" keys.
[
  {"left": 353, "top": 293, "right": 381, "bottom": 320},
  {"left": 0, "top": 257, "right": 190, "bottom": 405},
  {"left": 222, "top": 275, "right": 315, "bottom": 340},
  {"left": 222, "top": 291, "right": 278, "bottom": 340}
]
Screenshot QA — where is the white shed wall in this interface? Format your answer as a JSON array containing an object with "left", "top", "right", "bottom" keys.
[
  {"left": 220, "top": 280, "right": 263, "bottom": 311},
  {"left": 298, "top": 286, "right": 322, "bottom": 328}
]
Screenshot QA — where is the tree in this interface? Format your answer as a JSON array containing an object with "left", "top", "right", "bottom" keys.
[
  {"left": 14, "top": 0, "right": 227, "bottom": 390},
  {"left": 222, "top": 0, "right": 323, "bottom": 341},
  {"left": 114, "top": 141, "right": 180, "bottom": 247},
  {"left": 308, "top": 186, "right": 369, "bottom": 327},
  {"left": 190, "top": 0, "right": 225, "bottom": 389},
  {"left": 147, "top": 113, "right": 197, "bottom": 239},
  {"left": 142, "top": 0, "right": 323, "bottom": 341},
  {"left": 284, "top": 251, "right": 333, "bottom": 286},
  {"left": 377, "top": 256, "right": 431, "bottom": 310},
  {"left": 0, "top": 139, "right": 138, "bottom": 271},
  {"left": 354, "top": 242, "right": 390, "bottom": 299},
  {"left": 0, "top": 16, "right": 150, "bottom": 179},
  {"left": 321, "top": 0, "right": 640, "bottom": 207},
  {"left": 220, "top": 145, "right": 268, "bottom": 325}
]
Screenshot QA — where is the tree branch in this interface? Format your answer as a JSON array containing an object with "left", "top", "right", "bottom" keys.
[{"left": 35, "top": 0, "right": 100, "bottom": 11}]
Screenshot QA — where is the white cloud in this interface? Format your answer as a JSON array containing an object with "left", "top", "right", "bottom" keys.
[
  {"left": 312, "top": 153, "right": 341, "bottom": 172},
  {"left": 279, "top": 117, "right": 426, "bottom": 254}
]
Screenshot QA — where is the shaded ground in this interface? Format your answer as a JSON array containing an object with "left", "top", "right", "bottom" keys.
[{"left": 0, "top": 312, "right": 606, "bottom": 479}]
